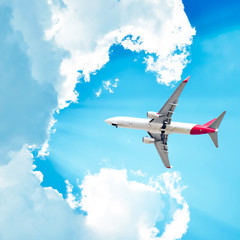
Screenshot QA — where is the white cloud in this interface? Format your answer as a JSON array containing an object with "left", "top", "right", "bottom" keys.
[
  {"left": 0, "top": 0, "right": 195, "bottom": 159},
  {"left": 0, "top": 148, "right": 86, "bottom": 240},
  {"left": 153, "top": 172, "right": 190, "bottom": 240},
  {"left": 45, "top": 0, "right": 195, "bottom": 107},
  {"left": 0, "top": 148, "right": 189, "bottom": 240},
  {"left": 95, "top": 88, "right": 102, "bottom": 97},
  {"left": 157, "top": 171, "right": 187, "bottom": 204},
  {"left": 130, "top": 169, "right": 145, "bottom": 177},
  {"left": 0, "top": 4, "right": 58, "bottom": 162},
  {"left": 0, "top": 0, "right": 195, "bottom": 158},
  {"left": 159, "top": 203, "right": 189, "bottom": 240},
  {"left": 37, "top": 115, "right": 57, "bottom": 158},
  {"left": 65, "top": 179, "right": 81, "bottom": 209},
  {"left": 103, "top": 78, "right": 119, "bottom": 94},
  {"left": 80, "top": 168, "right": 189, "bottom": 240},
  {"left": 8, "top": 0, "right": 66, "bottom": 94},
  {"left": 80, "top": 168, "right": 163, "bottom": 239},
  {"left": 95, "top": 78, "right": 119, "bottom": 97}
]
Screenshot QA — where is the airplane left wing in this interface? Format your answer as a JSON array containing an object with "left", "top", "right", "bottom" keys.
[
  {"left": 147, "top": 77, "right": 189, "bottom": 168},
  {"left": 148, "top": 132, "right": 171, "bottom": 168},
  {"left": 151, "top": 76, "right": 190, "bottom": 125}
]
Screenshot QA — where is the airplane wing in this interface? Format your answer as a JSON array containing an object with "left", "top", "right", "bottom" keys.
[
  {"left": 151, "top": 77, "right": 190, "bottom": 125},
  {"left": 148, "top": 132, "right": 170, "bottom": 168}
]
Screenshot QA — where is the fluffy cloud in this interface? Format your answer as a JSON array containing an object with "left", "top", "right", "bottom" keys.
[
  {"left": 0, "top": 148, "right": 85, "bottom": 240},
  {"left": 154, "top": 173, "right": 190, "bottom": 239},
  {"left": 67, "top": 169, "right": 190, "bottom": 240},
  {"left": 159, "top": 203, "right": 189, "bottom": 240},
  {"left": 96, "top": 78, "right": 119, "bottom": 96},
  {"left": 0, "top": 5, "right": 58, "bottom": 163},
  {"left": 0, "top": 147, "right": 189, "bottom": 240},
  {"left": 45, "top": 0, "right": 195, "bottom": 107},
  {"left": 80, "top": 168, "right": 165, "bottom": 239},
  {"left": 0, "top": 0, "right": 194, "bottom": 158}
]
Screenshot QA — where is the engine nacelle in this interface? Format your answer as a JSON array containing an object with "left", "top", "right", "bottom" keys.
[
  {"left": 147, "top": 111, "right": 159, "bottom": 119},
  {"left": 142, "top": 136, "right": 155, "bottom": 144}
]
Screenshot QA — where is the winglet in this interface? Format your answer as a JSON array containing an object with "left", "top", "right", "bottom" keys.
[{"left": 183, "top": 76, "right": 190, "bottom": 83}]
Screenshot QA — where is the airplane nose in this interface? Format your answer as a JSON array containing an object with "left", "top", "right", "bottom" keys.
[{"left": 105, "top": 118, "right": 112, "bottom": 125}]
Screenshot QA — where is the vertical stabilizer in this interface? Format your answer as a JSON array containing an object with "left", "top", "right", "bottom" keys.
[
  {"left": 209, "top": 132, "right": 218, "bottom": 148},
  {"left": 209, "top": 111, "right": 226, "bottom": 129}
]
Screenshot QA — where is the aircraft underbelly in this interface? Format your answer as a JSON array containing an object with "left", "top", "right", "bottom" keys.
[
  {"left": 123, "top": 118, "right": 162, "bottom": 132},
  {"left": 130, "top": 119, "right": 152, "bottom": 131},
  {"left": 119, "top": 118, "right": 151, "bottom": 131},
  {"left": 117, "top": 118, "right": 196, "bottom": 135},
  {"left": 130, "top": 120, "right": 196, "bottom": 135},
  {"left": 166, "top": 122, "right": 196, "bottom": 134}
]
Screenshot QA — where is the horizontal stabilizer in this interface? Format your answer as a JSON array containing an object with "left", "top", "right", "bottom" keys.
[{"left": 209, "top": 132, "right": 218, "bottom": 148}]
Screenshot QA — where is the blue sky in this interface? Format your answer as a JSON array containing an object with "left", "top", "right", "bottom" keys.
[{"left": 0, "top": 0, "right": 240, "bottom": 239}]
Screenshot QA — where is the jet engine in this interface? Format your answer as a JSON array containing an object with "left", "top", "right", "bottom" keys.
[
  {"left": 147, "top": 111, "right": 159, "bottom": 119},
  {"left": 142, "top": 136, "right": 155, "bottom": 144}
]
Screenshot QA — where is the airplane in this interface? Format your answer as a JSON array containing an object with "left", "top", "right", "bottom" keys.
[{"left": 105, "top": 77, "right": 226, "bottom": 168}]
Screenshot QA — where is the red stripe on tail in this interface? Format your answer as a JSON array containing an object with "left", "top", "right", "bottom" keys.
[{"left": 203, "top": 118, "right": 216, "bottom": 127}]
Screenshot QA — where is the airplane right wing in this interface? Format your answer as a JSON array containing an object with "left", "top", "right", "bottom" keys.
[{"left": 148, "top": 132, "right": 171, "bottom": 168}]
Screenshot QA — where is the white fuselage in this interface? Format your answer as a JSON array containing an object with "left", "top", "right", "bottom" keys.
[{"left": 105, "top": 117, "right": 196, "bottom": 135}]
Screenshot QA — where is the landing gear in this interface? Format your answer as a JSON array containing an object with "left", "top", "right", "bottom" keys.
[{"left": 112, "top": 123, "right": 118, "bottom": 128}]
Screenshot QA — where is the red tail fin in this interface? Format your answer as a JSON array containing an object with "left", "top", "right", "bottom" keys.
[{"left": 203, "top": 118, "right": 216, "bottom": 127}]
